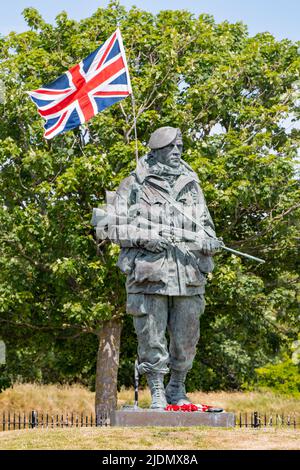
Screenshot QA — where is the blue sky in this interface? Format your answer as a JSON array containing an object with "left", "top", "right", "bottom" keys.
[{"left": 0, "top": 0, "right": 299, "bottom": 41}]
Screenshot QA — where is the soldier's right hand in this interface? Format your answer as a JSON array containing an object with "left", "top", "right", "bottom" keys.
[
  {"left": 199, "top": 238, "right": 221, "bottom": 255},
  {"left": 141, "top": 237, "right": 169, "bottom": 253}
]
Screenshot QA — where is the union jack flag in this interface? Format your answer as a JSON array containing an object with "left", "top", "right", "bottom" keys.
[{"left": 28, "top": 28, "right": 132, "bottom": 139}]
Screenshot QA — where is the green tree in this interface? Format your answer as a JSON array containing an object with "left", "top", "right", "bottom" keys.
[{"left": 0, "top": 1, "right": 299, "bottom": 409}]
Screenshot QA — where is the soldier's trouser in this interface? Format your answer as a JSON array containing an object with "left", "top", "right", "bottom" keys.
[{"left": 126, "top": 294, "right": 205, "bottom": 375}]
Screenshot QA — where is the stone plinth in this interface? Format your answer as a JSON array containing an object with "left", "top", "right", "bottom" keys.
[{"left": 110, "top": 409, "right": 235, "bottom": 427}]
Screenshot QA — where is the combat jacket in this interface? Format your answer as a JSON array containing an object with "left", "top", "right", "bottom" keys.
[{"left": 111, "top": 154, "right": 216, "bottom": 296}]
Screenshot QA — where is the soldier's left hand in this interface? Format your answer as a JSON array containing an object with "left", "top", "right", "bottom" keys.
[{"left": 142, "top": 236, "right": 169, "bottom": 253}]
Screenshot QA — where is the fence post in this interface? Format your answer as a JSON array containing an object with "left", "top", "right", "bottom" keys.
[
  {"left": 253, "top": 411, "right": 259, "bottom": 428},
  {"left": 31, "top": 410, "right": 38, "bottom": 428}
]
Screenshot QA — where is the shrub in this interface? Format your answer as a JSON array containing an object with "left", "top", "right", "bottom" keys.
[{"left": 253, "top": 359, "right": 300, "bottom": 397}]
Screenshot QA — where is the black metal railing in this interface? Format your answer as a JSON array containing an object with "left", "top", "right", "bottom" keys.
[
  {"left": 1, "top": 410, "right": 110, "bottom": 431},
  {"left": 237, "top": 411, "right": 299, "bottom": 428}
]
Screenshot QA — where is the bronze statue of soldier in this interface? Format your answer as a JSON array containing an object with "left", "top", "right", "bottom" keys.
[{"left": 93, "top": 126, "right": 219, "bottom": 409}]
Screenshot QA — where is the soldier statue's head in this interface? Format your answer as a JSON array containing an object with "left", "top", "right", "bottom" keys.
[{"left": 148, "top": 127, "right": 183, "bottom": 169}]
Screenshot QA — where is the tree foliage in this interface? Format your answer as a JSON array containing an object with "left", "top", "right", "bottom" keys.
[{"left": 0, "top": 1, "right": 299, "bottom": 392}]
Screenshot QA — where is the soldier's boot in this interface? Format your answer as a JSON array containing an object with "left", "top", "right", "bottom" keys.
[
  {"left": 146, "top": 373, "right": 167, "bottom": 409},
  {"left": 165, "top": 370, "right": 191, "bottom": 405}
]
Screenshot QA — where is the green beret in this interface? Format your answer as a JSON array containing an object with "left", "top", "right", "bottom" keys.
[{"left": 148, "top": 126, "right": 180, "bottom": 150}]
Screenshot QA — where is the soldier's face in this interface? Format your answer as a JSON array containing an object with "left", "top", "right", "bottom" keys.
[{"left": 155, "top": 136, "right": 183, "bottom": 168}]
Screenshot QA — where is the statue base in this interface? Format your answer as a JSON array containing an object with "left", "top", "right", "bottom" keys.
[{"left": 111, "top": 408, "right": 235, "bottom": 427}]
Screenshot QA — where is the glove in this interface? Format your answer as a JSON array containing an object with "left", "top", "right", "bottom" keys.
[{"left": 199, "top": 238, "right": 221, "bottom": 256}]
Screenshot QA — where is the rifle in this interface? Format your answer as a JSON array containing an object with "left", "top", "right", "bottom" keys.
[
  {"left": 134, "top": 359, "right": 139, "bottom": 409},
  {"left": 159, "top": 226, "right": 265, "bottom": 263},
  {"left": 91, "top": 207, "right": 265, "bottom": 264},
  {"left": 145, "top": 182, "right": 266, "bottom": 264}
]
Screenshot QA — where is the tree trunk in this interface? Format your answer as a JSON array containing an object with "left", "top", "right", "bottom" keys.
[{"left": 95, "top": 317, "right": 122, "bottom": 415}]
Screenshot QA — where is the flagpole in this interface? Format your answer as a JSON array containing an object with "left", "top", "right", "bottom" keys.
[
  {"left": 131, "top": 92, "right": 139, "bottom": 165},
  {"left": 116, "top": 25, "right": 138, "bottom": 165}
]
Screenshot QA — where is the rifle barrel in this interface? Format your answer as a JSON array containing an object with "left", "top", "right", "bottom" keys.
[{"left": 222, "top": 245, "right": 265, "bottom": 263}]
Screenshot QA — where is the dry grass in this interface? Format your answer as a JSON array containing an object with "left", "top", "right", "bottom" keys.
[
  {"left": 0, "top": 427, "right": 299, "bottom": 450},
  {"left": 0, "top": 383, "right": 299, "bottom": 415},
  {"left": 0, "top": 383, "right": 95, "bottom": 414}
]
